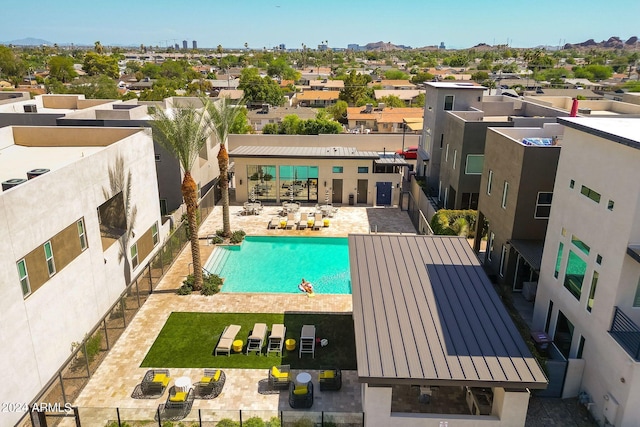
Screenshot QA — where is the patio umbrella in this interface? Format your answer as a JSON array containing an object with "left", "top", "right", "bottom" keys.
[
  {"left": 250, "top": 186, "right": 256, "bottom": 203},
  {"left": 289, "top": 185, "right": 294, "bottom": 202},
  {"left": 325, "top": 189, "right": 330, "bottom": 204},
  {"left": 570, "top": 98, "right": 579, "bottom": 117}
]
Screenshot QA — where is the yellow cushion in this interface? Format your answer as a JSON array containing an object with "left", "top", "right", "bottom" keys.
[
  {"left": 153, "top": 373, "right": 170, "bottom": 386},
  {"left": 308, "top": 219, "right": 314, "bottom": 225},
  {"left": 320, "top": 370, "right": 335, "bottom": 379},
  {"left": 212, "top": 370, "right": 221, "bottom": 381},
  {"left": 200, "top": 376, "right": 212, "bottom": 383},
  {"left": 293, "top": 385, "right": 308, "bottom": 395},
  {"left": 271, "top": 366, "right": 288, "bottom": 379},
  {"left": 169, "top": 391, "right": 187, "bottom": 402}
]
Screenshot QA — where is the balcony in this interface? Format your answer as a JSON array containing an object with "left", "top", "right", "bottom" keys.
[{"left": 609, "top": 307, "right": 640, "bottom": 361}]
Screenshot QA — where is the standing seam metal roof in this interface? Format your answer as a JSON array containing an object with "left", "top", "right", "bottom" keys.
[
  {"left": 229, "top": 146, "right": 379, "bottom": 159},
  {"left": 349, "top": 234, "right": 548, "bottom": 389}
]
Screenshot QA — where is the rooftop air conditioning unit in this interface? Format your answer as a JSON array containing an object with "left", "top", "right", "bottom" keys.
[
  {"left": 2, "top": 178, "right": 27, "bottom": 191},
  {"left": 261, "top": 104, "right": 269, "bottom": 113},
  {"left": 364, "top": 103, "right": 373, "bottom": 113},
  {"left": 377, "top": 102, "right": 385, "bottom": 110},
  {"left": 23, "top": 104, "right": 37, "bottom": 113},
  {"left": 578, "top": 108, "right": 591, "bottom": 115},
  {"left": 27, "top": 168, "right": 50, "bottom": 179}
]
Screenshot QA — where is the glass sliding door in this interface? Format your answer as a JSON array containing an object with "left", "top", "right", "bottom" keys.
[
  {"left": 247, "top": 165, "right": 277, "bottom": 202},
  {"left": 278, "top": 165, "right": 318, "bottom": 202}
]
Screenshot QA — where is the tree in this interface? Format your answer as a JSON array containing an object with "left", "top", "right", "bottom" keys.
[
  {"left": 82, "top": 52, "right": 119, "bottom": 78},
  {"left": 383, "top": 69, "right": 409, "bottom": 80},
  {"left": 139, "top": 85, "right": 177, "bottom": 101},
  {"left": 0, "top": 45, "right": 25, "bottom": 87},
  {"left": 412, "top": 93, "right": 425, "bottom": 108},
  {"left": 378, "top": 95, "right": 405, "bottom": 108},
  {"left": 151, "top": 101, "right": 212, "bottom": 290},
  {"left": 66, "top": 75, "right": 120, "bottom": 99},
  {"left": 94, "top": 41, "right": 104, "bottom": 54},
  {"left": 410, "top": 72, "right": 434, "bottom": 84},
  {"left": 338, "top": 70, "right": 372, "bottom": 106},
  {"left": 239, "top": 68, "right": 284, "bottom": 106},
  {"left": 205, "top": 98, "right": 247, "bottom": 237},
  {"left": 327, "top": 99, "right": 348, "bottom": 123},
  {"left": 48, "top": 56, "right": 77, "bottom": 83}
]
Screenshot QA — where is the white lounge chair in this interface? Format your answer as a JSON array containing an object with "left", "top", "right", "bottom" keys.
[
  {"left": 286, "top": 213, "right": 296, "bottom": 229},
  {"left": 267, "top": 324, "right": 286, "bottom": 356},
  {"left": 268, "top": 216, "right": 281, "bottom": 229},
  {"left": 298, "top": 213, "right": 308, "bottom": 230},
  {"left": 215, "top": 324, "right": 241, "bottom": 356},
  {"left": 246, "top": 323, "right": 268, "bottom": 355},
  {"left": 312, "top": 213, "right": 323, "bottom": 230}
]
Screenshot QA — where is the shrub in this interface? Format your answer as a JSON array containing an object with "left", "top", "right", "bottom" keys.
[
  {"left": 216, "top": 419, "right": 240, "bottom": 427},
  {"left": 265, "top": 417, "right": 281, "bottom": 427},
  {"left": 243, "top": 417, "right": 265, "bottom": 427},
  {"left": 430, "top": 209, "right": 478, "bottom": 238},
  {"left": 201, "top": 274, "right": 223, "bottom": 296},
  {"left": 85, "top": 332, "right": 103, "bottom": 362},
  {"left": 178, "top": 275, "right": 194, "bottom": 295},
  {"left": 230, "top": 229, "right": 246, "bottom": 244},
  {"left": 210, "top": 235, "right": 224, "bottom": 245},
  {"left": 216, "top": 229, "right": 225, "bottom": 237}
]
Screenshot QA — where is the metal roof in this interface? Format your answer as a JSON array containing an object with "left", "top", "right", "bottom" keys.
[
  {"left": 229, "top": 146, "right": 379, "bottom": 159},
  {"left": 509, "top": 240, "right": 544, "bottom": 271},
  {"left": 349, "top": 234, "right": 548, "bottom": 389}
]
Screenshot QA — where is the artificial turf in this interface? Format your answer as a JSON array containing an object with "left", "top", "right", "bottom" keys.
[{"left": 140, "top": 312, "right": 357, "bottom": 370}]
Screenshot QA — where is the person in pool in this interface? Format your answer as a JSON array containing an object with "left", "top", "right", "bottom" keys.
[{"left": 300, "top": 278, "right": 314, "bottom": 294}]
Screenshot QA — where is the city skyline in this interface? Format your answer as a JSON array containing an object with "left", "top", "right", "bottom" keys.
[{"left": 2, "top": 0, "right": 640, "bottom": 50}]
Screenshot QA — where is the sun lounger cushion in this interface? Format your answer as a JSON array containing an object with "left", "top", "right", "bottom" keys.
[
  {"left": 271, "top": 366, "right": 288, "bottom": 379},
  {"left": 152, "top": 373, "right": 170, "bottom": 386},
  {"left": 293, "top": 385, "right": 308, "bottom": 395},
  {"left": 201, "top": 369, "right": 221, "bottom": 383},
  {"left": 169, "top": 391, "right": 187, "bottom": 402},
  {"left": 319, "top": 370, "right": 335, "bottom": 379}
]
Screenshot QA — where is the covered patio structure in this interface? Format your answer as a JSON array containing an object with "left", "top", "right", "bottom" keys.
[{"left": 348, "top": 234, "right": 548, "bottom": 427}]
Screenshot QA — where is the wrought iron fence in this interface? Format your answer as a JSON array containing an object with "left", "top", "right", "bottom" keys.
[{"left": 609, "top": 306, "right": 640, "bottom": 361}]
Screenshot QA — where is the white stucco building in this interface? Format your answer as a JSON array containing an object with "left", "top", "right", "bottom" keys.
[
  {"left": 0, "top": 126, "right": 165, "bottom": 426},
  {"left": 532, "top": 117, "right": 640, "bottom": 426}
]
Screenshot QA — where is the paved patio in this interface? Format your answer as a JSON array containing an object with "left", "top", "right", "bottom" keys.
[{"left": 69, "top": 206, "right": 416, "bottom": 425}]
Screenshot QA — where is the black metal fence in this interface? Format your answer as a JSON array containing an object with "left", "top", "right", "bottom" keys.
[{"left": 609, "top": 306, "right": 640, "bottom": 361}]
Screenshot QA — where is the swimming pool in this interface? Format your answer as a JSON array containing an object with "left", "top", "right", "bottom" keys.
[{"left": 204, "top": 236, "right": 351, "bottom": 294}]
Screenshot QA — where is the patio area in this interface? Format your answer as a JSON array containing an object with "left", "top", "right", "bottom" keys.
[{"left": 67, "top": 205, "right": 417, "bottom": 425}]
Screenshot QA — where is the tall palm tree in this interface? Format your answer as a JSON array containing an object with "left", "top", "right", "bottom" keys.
[
  {"left": 205, "top": 97, "right": 246, "bottom": 237},
  {"left": 151, "top": 102, "right": 212, "bottom": 290}
]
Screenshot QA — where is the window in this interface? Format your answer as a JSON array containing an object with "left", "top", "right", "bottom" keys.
[
  {"left": 154, "top": 154, "right": 161, "bottom": 162},
  {"left": 577, "top": 336, "right": 586, "bottom": 359},
  {"left": 152, "top": 222, "right": 159, "bottom": 246},
  {"left": 571, "top": 235, "right": 590, "bottom": 255},
  {"left": 587, "top": 271, "right": 598, "bottom": 312},
  {"left": 438, "top": 181, "right": 442, "bottom": 200},
  {"left": 535, "top": 192, "right": 553, "bottom": 218},
  {"left": 357, "top": 167, "right": 368, "bottom": 173},
  {"left": 499, "top": 245, "right": 507, "bottom": 277},
  {"left": 332, "top": 166, "right": 343, "bottom": 173},
  {"left": 445, "top": 144, "right": 449, "bottom": 162},
  {"left": 465, "top": 155, "right": 484, "bottom": 175},
  {"left": 487, "top": 170, "right": 493, "bottom": 195},
  {"left": 607, "top": 200, "right": 615, "bottom": 211},
  {"left": 444, "top": 95, "right": 454, "bottom": 111},
  {"left": 544, "top": 300, "right": 554, "bottom": 333},
  {"left": 44, "top": 241, "right": 56, "bottom": 276},
  {"left": 554, "top": 242, "right": 564, "bottom": 278},
  {"left": 440, "top": 134, "right": 444, "bottom": 149},
  {"left": 77, "top": 219, "right": 87, "bottom": 250},
  {"left": 634, "top": 277, "right": 640, "bottom": 308},
  {"left": 17, "top": 259, "right": 30, "bottom": 297},
  {"left": 130, "top": 243, "right": 139, "bottom": 269},
  {"left": 596, "top": 254, "right": 602, "bottom": 265},
  {"left": 564, "top": 250, "right": 587, "bottom": 300},
  {"left": 501, "top": 181, "right": 509, "bottom": 209},
  {"left": 487, "top": 232, "right": 495, "bottom": 262},
  {"left": 452, "top": 150, "right": 457, "bottom": 169},
  {"left": 580, "top": 185, "right": 601, "bottom": 203},
  {"left": 355, "top": 120, "right": 367, "bottom": 126},
  {"left": 569, "top": 179, "right": 575, "bottom": 189}
]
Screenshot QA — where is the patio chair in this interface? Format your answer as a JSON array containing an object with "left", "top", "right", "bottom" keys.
[
  {"left": 214, "top": 324, "right": 241, "bottom": 356},
  {"left": 268, "top": 364, "right": 291, "bottom": 389},
  {"left": 298, "top": 212, "right": 308, "bottom": 230},
  {"left": 319, "top": 368, "right": 342, "bottom": 391},
  {"left": 195, "top": 369, "right": 226, "bottom": 398},
  {"left": 267, "top": 324, "right": 286, "bottom": 356},
  {"left": 289, "top": 381, "right": 314, "bottom": 408},
  {"left": 267, "top": 216, "right": 280, "bottom": 229},
  {"left": 312, "top": 213, "right": 323, "bottom": 230},
  {"left": 246, "top": 323, "right": 268, "bottom": 355},
  {"left": 165, "top": 385, "right": 195, "bottom": 409},
  {"left": 286, "top": 213, "right": 297, "bottom": 229},
  {"left": 299, "top": 324, "right": 316, "bottom": 358},
  {"left": 140, "top": 369, "right": 171, "bottom": 396}
]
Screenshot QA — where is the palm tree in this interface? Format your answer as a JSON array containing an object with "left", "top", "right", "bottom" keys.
[
  {"left": 94, "top": 41, "right": 103, "bottom": 54},
  {"left": 151, "top": 101, "right": 212, "bottom": 290},
  {"left": 205, "top": 97, "right": 246, "bottom": 237}
]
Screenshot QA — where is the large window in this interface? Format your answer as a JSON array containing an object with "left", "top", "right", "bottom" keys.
[
  {"left": 535, "top": 192, "right": 553, "bottom": 219},
  {"left": 580, "top": 185, "right": 601, "bottom": 203},
  {"left": 554, "top": 242, "right": 564, "bottom": 278},
  {"left": 444, "top": 95, "right": 454, "bottom": 111},
  {"left": 633, "top": 277, "right": 640, "bottom": 308},
  {"left": 17, "top": 259, "right": 30, "bottom": 297},
  {"left": 465, "top": 155, "right": 484, "bottom": 175},
  {"left": 571, "top": 235, "right": 590, "bottom": 255},
  {"left": 487, "top": 170, "right": 493, "bottom": 195},
  {"left": 279, "top": 165, "right": 319, "bottom": 203},
  {"left": 247, "top": 165, "right": 277, "bottom": 201},
  {"left": 564, "top": 250, "right": 587, "bottom": 300},
  {"left": 501, "top": 181, "right": 509, "bottom": 209},
  {"left": 44, "top": 241, "right": 56, "bottom": 277}
]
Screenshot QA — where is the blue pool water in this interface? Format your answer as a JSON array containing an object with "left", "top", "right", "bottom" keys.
[{"left": 204, "top": 236, "right": 351, "bottom": 294}]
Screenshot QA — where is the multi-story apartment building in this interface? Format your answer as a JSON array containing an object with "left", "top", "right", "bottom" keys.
[
  {"left": 0, "top": 125, "right": 165, "bottom": 426},
  {"left": 532, "top": 117, "right": 640, "bottom": 426}
]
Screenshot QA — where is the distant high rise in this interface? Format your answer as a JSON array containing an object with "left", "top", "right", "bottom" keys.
[
  {"left": 279, "top": 43, "right": 286, "bottom": 51},
  {"left": 439, "top": 41, "right": 446, "bottom": 49},
  {"left": 192, "top": 40, "right": 197, "bottom": 49},
  {"left": 174, "top": 43, "right": 179, "bottom": 50},
  {"left": 182, "top": 40, "right": 187, "bottom": 50}
]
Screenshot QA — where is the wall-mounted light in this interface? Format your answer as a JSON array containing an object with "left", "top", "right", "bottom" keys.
[
  {"left": 239, "top": 179, "right": 242, "bottom": 185},
  {"left": 324, "top": 181, "right": 327, "bottom": 187},
  {"left": 132, "top": 230, "right": 136, "bottom": 238}
]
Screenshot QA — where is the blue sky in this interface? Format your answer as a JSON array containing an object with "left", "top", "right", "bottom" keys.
[{"left": 2, "top": 0, "right": 639, "bottom": 49}]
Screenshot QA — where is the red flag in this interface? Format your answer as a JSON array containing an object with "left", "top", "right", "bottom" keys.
[{"left": 570, "top": 98, "right": 579, "bottom": 117}]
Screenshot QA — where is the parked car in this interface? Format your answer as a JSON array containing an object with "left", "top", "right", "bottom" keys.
[{"left": 395, "top": 146, "right": 418, "bottom": 159}]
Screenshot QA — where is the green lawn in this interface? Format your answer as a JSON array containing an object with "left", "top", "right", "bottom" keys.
[{"left": 141, "top": 312, "right": 357, "bottom": 370}]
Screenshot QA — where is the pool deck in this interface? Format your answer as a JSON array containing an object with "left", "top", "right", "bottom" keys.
[{"left": 70, "top": 206, "right": 416, "bottom": 424}]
